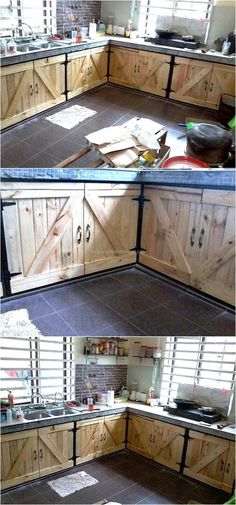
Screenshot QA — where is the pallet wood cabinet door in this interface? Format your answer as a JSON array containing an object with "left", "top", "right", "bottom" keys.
[
  {"left": 38, "top": 423, "right": 73, "bottom": 477},
  {"left": 67, "top": 50, "right": 92, "bottom": 99},
  {"left": 189, "top": 190, "right": 235, "bottom": 305},
  {"left": 109, "top": 46, "right": 139, "bottom": 88},
  {"left": 137, "top": 51, "right": 170, "bottom": 97},
  {"left": 1, "top": 429, "right": 39, "bottom": 490},
  {"left": 89, "top": 47, "right": 108, "bottom": 90},
  {"left": 76, "top": 418, "right": 104, "bottom": 464},
  {"left": 140, "top": 186, "right": 202, "bottom": 285},
  {"left": 184, "top": 430, "right": 231, "bottom": 490},
  {"left": 221, "top": 441, "right": 235, "bottom": 493},
  {"left": 33, "top": 55, "right": 66, "bottom": 113},
  {"left": 102, "top": 414, "right": 127, "bottom": 455},
  {"left": 1, "top": 62, "right": 35, "bottom": 129},
  {"left": 127, "top": 414, "right": 155, "bottom": 458},
  {"left": 84, "top": 183, "right": 139, "bottom": 274},
  {"left": 206, "top": 63, "right": 235, "bottom": 110},
  {"left": 170, "top": 57, "right": 213, "bottom": 107},
  {"left": 1, "top": 184, "right": 85, "bottom": 294},
  {"left": 151, "top": 420, "right": 184, "bottom": 471}
]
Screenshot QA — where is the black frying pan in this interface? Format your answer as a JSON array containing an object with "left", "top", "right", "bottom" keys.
[
  {"left": 173, "top": 398, "right": 199, "bottom": 409},
  {"left": 156, "top": 30, "right": 176, "bottom": 38}
]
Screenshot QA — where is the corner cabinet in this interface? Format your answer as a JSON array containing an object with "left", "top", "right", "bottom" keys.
[
  {"left": 1, "top": 55, "right": 66, "bottom": 129},
  {"left": 184, "top": 431, "right": 235, "bottom": 493},
  {"left": 1, "top": 182, "right": 139, "bottom": 295},
  {"left": 1, "top": 423, "right": 73, "bottom": 490},
  {"left": 67, "top": 47, "right": 108, "bottom": 99},
  {"left": 127, "top": 414, "right": 185, "bottom": 471},
  {"left": 140, "top": 186, "right": 235, "bottom": 305},
  {"left": 109, "top": 46, "right": 170, "bottom": 97},
  {"left": 76, "top": 414, "right": 126, "bottom": 464},
  {"left": 170, "top": 57, "right": 235, "bottom": 110}
]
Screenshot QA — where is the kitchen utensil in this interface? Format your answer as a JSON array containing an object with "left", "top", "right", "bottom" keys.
[
  {"left": 173, "top": 398, "right": 199, "bottom": 409},
  {"left": 186, "top": 123, "right": 233, "bottom": 164},
  {"left": 162, "top": 155, "right": 209, "bottom": 168}
]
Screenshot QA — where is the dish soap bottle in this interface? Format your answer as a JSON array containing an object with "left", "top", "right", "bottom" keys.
[{"left": 125, "top": 19, "right": 133, "bottom": 38}]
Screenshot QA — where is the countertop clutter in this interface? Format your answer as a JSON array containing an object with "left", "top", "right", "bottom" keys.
[
  {"left": 1, "top": 35, "right": 235, "bottom": 67},
  {"left": 1, "top": 402, "right": 235, "bottom": 441}
]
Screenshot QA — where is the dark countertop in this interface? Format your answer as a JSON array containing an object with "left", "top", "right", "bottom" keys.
[
  {"left": 1, "top": 403, "right": 235, "bottom": 441},
  {"left": 0, "top": 169, "right": 235, "bottom": 190},
  {"left": 1, "top": 36, "right": 235, "bottom": 67}
]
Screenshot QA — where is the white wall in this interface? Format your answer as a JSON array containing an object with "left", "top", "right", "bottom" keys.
[{"left": 206, "top": 4, "right": 235, "bottom": 48}]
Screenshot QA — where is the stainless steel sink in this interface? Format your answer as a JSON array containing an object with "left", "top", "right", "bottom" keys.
[
  {"left": 46, "top": 407, "right": 77, "bottom": 416},
  {"left": 23, "top": 410, "right": 52, "bottom": 420}
]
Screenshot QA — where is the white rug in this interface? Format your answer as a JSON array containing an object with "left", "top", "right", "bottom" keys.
[
  {"left": 0, "top": 309, "right": 42, "bottom": 337},
  {"left": 48, "top": 471, "right": 99, "bottom": 497},
  {"left": 46, "top": 105, "right": 97, "bottom": 129}
]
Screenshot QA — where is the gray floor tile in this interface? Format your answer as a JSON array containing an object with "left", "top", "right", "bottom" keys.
[
  {"left": 201, "top": 311, "right": 235, "bottom": 336},
  {"left": 111, "top": 269, "right": 155, "bottom": 288},
  {"left": 41, "top": 283, "right": 95, "bottom": 311},
  {"left": 102, "top": 287, "right": 160, "bottom": 318},
  {"left": 33, "top": 313, "right": 77, "bottom": 336},
  {"left": 163, "top": 293, "right": 224, "bottom": 325},
  {"left": 136, "top": 279, "right": 185, "bottom": 304},
  {"left": 81, "top": 275, "right": 127, "bottom": 299},
  {"left": 94, "top": 319, "right": 148, "bottom": 336},
  {"left": 1, "top": 293, "right": 54, "bottom": 319},
  {"left": 129, "top": 305, "right": 201, "bottom": 336}
]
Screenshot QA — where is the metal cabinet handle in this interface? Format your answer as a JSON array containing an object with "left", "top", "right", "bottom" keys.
[
  {"left": 39, "top": 448, "right": 43, "bottom": 459},
  {"left": 220, "top": 459, "right": 224, "bottom": 471},
  {"left": 103, "top": 433, "right": 106, "bottom": 441},
  {"left": 35, "top": 83, "right": 39, "bottom": 94},
  {"left": 29, "top": 84, "right": 34, "bottom": 96},
  {"left": 100, "top": 433, "right": 103, "bottom": 442},
  {"left": 198, "top": 228, "right": 205, "bottom": 248},
  {"left": 134, "top": 64, "right": 136, "bottom": 73},
  {"left": 209, "top": 82, "right": 213, "bottom": 92},
  {"left": 190, "top": 227, "right": 196, "bottom": 247},
  {"left": 204, "top": 80, "right": 208, "bottom": 91},
  {"left": 76, "top": 225, "right": 82, "bottom": 244},
  {"left": 153, "top": 434, "right": 156, "bottom": 443},
  {"left": 137, "top": 65, "right": 140, "bottom": 73},
  {"left": 86, "top": 224, "right": 91, "bottom": 243},
  {"left": 33, "top": 449, "right": 38, "bottom": 460},
  {"left": 226, "top": 462, "right": 230, "bottom": 474},
  {"left": 149, "top": 434, "right": 152, "bottom": 443}
]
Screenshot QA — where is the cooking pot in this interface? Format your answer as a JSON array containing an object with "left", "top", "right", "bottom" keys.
[
  {"left": 156, "top": 29, "right": 176, "bottom": 38},
  {"left": 173, "top": 398, "right": 199, "bottom": 409},
  {"left": 186, "top": 123, "right": 233, "bottom": 165}
]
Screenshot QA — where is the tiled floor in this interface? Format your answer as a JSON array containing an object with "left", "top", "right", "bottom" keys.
[
  {"left": 1, "top": 85, "right": 224, "bottom": 168},
  {"left": 1, "top": 267, "right": 235, "bottom": 336},
  {"left": 1, "top": 452, "right": 231, "bottom": 504}
]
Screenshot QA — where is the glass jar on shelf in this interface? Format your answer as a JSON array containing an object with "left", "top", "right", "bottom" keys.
[
  {"left": 140, "top": 345, "right": 147, "bottom": 358},
  {"left": 133, "top": 341, "right": 141, "bottom": 357},
  {"left": 118, "top": 346, "right": 124, "bottom": 356},
  {"left": 146, "top": 346, "right": 154, "bottom": 358}
]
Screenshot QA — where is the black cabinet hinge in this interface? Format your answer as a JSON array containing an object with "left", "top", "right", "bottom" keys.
[
  {"left": 2, "top": 201, "right": 16, "bottom": 208},
  {"left": 10, "top": 271, "right": 22, "bottom": 277},
  {"left": 130, "top": 246, "right": 146, "bottom": 253},
  {"left": 60, "top": 61, "right": 67, "bottom": 66},
  {"left": 132, "top": 195, "right": 150, "bottom": 205}
]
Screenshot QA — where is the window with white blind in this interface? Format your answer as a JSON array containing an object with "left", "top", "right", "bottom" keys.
[
  {"left": 138, "top": 0, "right": 213, "bottom": 42},
  {"left": 0, "top": 0, "right": 56, "bottom": 37},
  {"left": 160, "top": 337, "right": 236, "bottom": 404},
  {"left": 0, "top": 336, "right": 75, "bottom": 405}
]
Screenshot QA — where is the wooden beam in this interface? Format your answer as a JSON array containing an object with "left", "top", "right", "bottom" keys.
[{"left": 195, "top": 237, "right": 235, "bottom": 281}]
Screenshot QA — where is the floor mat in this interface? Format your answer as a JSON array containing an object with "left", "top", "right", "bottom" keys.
[
  {"left": 0, "top": 309, "right": 42, "bottom": 337},
  {"left": 46, "top": 105, "right": 97, "bottom": 129},
  {"left": 48, "top": 471, "right": 98, "bottom": 497}
]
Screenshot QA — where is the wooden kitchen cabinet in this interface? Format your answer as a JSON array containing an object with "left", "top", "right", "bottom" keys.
[
  {"left": 184, "top": 431, "right": 235, "bottom": 492},
  {"left": 170, "top": 57, "right": 235, "bottom": 109},
  {"left": 1, "top": 423, "right": 73, "bottom": 489},
  {"left": 1, "top": 182, "right": 139, "bottom": 294},
  {"left": 1, "top": 429, "right": 39, "bottom": 490},
  {"left": 37, "top": 423, "right": 73, "bottom": 477},
  {"left": 140, "top": 186, "right": 235, "bottom": 305},
  {"left": 1, "top": 56, "right": 66, "bottom": 129},
  {"left": 84, "top": 183, "right": 139, "bottom": 274},
  {"left": 67, "top": 47, "right": 108, "bottom": 99},
  {"left": 76, "top": 414, "right": 126, "bottom": 464},
  {"left": 127, "top": 414, "right": 184, "bottom": 471},
  {"left": 109, "top": 46, "right": 170, "bottom": 97}
]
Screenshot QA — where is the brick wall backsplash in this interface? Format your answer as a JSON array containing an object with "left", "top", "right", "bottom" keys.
[
  {"left": 57, "top": 1, "right": 101, "bottom": 33},
  {"left": 75, "top": 364, "right": 127, "bottom": 400}
]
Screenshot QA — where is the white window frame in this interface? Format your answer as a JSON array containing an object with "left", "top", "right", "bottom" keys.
[
  {"left": 0, "top": 0, "right": 56, "bottom": 37},
  {"left": 138, "top": 0, "right": 214, "bottom": 43},
  {"left": 160, "top": 337, "right": 236, "bottom": 405},
  {"left": 0, "top": 336, "right": 75, "bottom": 405}
]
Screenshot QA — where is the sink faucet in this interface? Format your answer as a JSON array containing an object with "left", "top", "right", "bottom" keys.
[
  {"left": 18, "top": 23, "right": 36, "bottom": 40},
  {"left": 55, "top": 392, "right": 64, "bottom": 405},
  {"left": 31, "top": 393, "right": 45, "bottom": 406}
]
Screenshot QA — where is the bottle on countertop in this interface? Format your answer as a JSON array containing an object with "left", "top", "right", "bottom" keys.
[
  {"left": 0, "top": 38, "right": 7, "bottom": 55},
  {"left": 8, "top": 390, "right": 14, "bottom": 407},
  {"left": 16, "top": 407, "right": 24, "bottom": 421},
  {"left": 7, "top": 408, "right": 13, "bottom": 423},
  {"left": 107, "top": 387, "right": 114, "bottom": 407},
  {"left": 125, "top": 19, "right": 133, "bottom": 38},
  {"left": 7, "top": 38, "right": 17, "bottom": 53}
]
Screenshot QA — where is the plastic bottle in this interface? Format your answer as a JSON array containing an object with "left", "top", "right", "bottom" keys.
[
  {"left": 0, "top": 39, "right": 7, "bottom": 55},
  {"left": 16, "top": 407, "right": 24, "bottom": 421},
  {"left": 7, "top": 38, "right": 17, "bottom": 53},
  {"left": 7, "top": 408, "right": 13, "bottom": 423},
  {"left": 8, "top": 391, "right": 14, "bottom": 407},
  {"left": 125, "top": 19, "right": 133, "bottom": 38}
]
